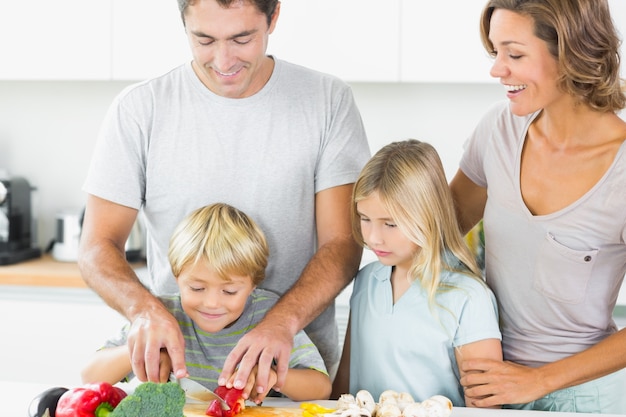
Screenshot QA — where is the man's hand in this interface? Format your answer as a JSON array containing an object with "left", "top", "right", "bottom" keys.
[
  {"left": 218, "top": 320, "right": 293, "bottom": 399},
  {"left": 127, "top": 307, "right": 188, "bottom": 382},
  {"left": 461, "top": 359, "right": 547, "bottom": 407}
]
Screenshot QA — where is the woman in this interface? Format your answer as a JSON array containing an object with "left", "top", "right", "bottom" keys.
[{"left": 450, "top": 0, "right": 626, "bottom": 413}]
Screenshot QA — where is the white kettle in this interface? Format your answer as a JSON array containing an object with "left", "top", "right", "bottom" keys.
[
  {"left": 51, "top": 208, "right": 144, "bottom": 262},
  {"left": 51, "top": 209, "right": 82, "bottom": 262}
]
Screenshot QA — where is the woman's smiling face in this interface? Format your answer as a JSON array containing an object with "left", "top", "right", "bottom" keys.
[{"left": 488, "top": 9, "right": 564, "bottom": 116}]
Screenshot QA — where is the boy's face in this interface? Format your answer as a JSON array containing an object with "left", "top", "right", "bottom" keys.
[{"left": 178, "top": 258, "right": 255, "bottom": 333}]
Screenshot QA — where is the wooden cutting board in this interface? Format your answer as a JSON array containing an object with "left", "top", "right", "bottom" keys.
[{"left": 184, "top": 403, "right": 305, "bottom": 417}]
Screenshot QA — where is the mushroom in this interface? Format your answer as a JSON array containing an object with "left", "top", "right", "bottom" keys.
[
  {"left": 337, "top": 393, "right": 357, "bottom": 410},
  {"left": 355, "top": 390, "right": 376, "bottom": 414},
  {"left": 337, "top": 406, "right": 371, "bottom": 417},
  {"left": 376, "top": 403, "right": 401, "bottom": 417},
  {"left": 396, "top": 392, "right": 414, "bottom": 411},
  {"left": 419, "top": 398, "right": 451, "bottom": 417},
  {"left": 378, "top": 390, "right": 399, "bottom": 405},
  {"left": 401, "top": 402, "right": 427, "bottom": 417},
  {"left": 428, "top": 395, "right": 452, "bottom": 412}
]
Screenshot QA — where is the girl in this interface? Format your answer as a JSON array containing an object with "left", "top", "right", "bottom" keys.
[{"left": 332, "top": 140, "right": 502, "bottom": 407}]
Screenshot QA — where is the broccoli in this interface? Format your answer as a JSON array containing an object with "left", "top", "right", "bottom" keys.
[{"left": 111, "top": 382, "right": 186, "bottom": 417}]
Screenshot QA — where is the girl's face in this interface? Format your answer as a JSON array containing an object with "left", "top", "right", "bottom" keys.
[
  {"left": 488, "top": 9, "right": 564, "bottom": 116},
  {"left": 178, "top": 258, "right": 255, "bottom": 333},
  {"left": 356, "top": 191, "right": 419, "bottom": 275}
]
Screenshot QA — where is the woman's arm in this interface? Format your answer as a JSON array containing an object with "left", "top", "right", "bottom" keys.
[
  {"left": 455, "top": 338, "right": 503, "bottom": 408},
  {"left": 449, "top": 169, "right": 488, "bottom": 235},
  {"left": 461, "top": 328, "right": 626, "bottom": 407}
]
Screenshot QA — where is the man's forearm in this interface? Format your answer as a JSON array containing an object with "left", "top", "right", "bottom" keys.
[
  {"left": 78, "top": 241, "right": 155, "bottom": 321},
  {"left": 262, "top": 235, "right": 361, "bottom": 334}
]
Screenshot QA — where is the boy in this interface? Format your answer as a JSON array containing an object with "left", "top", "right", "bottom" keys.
[{"left": 81, "top": 203, "right": 331, "bottom": 402}]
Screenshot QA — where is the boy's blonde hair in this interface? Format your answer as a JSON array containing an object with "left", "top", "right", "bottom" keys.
[
  {"left": 351, "top": 139, "right": 484, "bottom": 307},
  {"left": 168, "top": 203, "right": 269, "bottom": 285}
]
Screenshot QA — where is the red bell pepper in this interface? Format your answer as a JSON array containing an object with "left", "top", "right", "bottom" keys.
[
  {"left": 205, "top": 387, "right": 245, "bottom": 417},
  {"left": 56, "top": 382, "right": 127, "bottom": 417}
]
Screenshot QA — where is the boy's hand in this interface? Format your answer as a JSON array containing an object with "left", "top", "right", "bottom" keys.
[
  {"left": 242, "top": 365, "right": 277, "bottom": 404},
  {"left": 158, "top": 349, "right": 174, "bottom": 383}
]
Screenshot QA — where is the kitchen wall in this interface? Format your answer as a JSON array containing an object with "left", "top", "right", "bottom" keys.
[
  {"left": 0, "top": 79, "right": 506, "bottom": 250},
  {"left": 2, "top": 79, "right": 626, "bottom": 387}
]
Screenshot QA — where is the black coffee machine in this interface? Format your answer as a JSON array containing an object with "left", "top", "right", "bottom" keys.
[{"left": 0, "top": 177, "right": 41, "bottom": 265}]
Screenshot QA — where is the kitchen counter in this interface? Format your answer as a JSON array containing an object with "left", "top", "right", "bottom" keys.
[
  {"left": 0, "top": 253, "right": 145, "bottom": 288},
  {"left": 6, "top": 380, "right": 624, "bottom": 417}
]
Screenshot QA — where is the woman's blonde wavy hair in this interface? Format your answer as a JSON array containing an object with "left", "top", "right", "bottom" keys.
[
  {"left": 168, "top": 203, "right": 269, "bottom": 285},
  {"left": 480, "top": 0, "right": 625, "bottom": 113},
  {"left": 351, "top": 139, "right": 485, "bottom": 309}
]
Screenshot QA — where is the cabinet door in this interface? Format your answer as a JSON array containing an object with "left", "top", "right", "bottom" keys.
[
  {"left": 0, "top": 1, "right": 111, "bottom": 80},
  {"left": 267, "top": 0, "right": 401, "bottom": 82},
  {"left": 400, "top": 0, "right": 494, "bottom": 83},
  {"left": 111, "top": 0, "right": 190, "bottom": 80}
]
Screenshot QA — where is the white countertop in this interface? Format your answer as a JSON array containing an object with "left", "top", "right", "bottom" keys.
[{"left": 6, "top": 380, "right": 624, "bottom": 417}]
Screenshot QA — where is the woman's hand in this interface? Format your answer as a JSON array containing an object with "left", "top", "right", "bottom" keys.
[{"left": 461, "top": 359, "right": 549, "bottom": 407}]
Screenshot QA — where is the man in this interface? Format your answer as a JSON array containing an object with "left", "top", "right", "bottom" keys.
[{"left": 78, "top": 0, "right": 370, "bottom": 402}]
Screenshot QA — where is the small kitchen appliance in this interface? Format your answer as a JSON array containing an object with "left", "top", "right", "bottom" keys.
[
  {"left": 50, "top": 207, "right": 145, "bottom": 262},
  {"left": 52, "top": 209, "right": 82, "bottom": 262},
  {"left": 0, "top": 176, "right": 41, "bottom": 265}
]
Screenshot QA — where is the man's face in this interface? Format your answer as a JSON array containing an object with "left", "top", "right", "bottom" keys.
[{"left": 184, "top": 0, "right": 279, "bottom": 98}]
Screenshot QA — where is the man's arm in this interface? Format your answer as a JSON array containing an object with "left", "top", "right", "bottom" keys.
[
  {"left": 78, "top": 194, "right": 187, "bottom": 381},
  {"left": 219, "top": 183, "right": 362, "bottom": 400}
]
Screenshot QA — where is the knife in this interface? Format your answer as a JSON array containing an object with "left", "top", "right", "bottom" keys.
[{"left": 171, "top": 375, "right": 230, "bottom": 410}]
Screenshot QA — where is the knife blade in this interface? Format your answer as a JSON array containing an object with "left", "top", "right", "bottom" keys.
[{"left": 172, "top": 376, "right": 230, "bottom": 410}]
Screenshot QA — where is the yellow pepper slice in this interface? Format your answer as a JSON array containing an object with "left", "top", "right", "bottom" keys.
[{"left": 300, "top": 402, "right": 336, "bottom": 415}]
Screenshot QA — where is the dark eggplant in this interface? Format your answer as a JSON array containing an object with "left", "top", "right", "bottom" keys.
[{"left": 28, "top": 386, "right": 69, "bottom": 417}]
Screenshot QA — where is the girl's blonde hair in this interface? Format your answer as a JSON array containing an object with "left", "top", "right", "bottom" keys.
[
  {"left": 168, "top": 203, "right": 269, "bottom": 285},
  {"left": 351, "top": 139, "right": 484, "bottom": 307}
]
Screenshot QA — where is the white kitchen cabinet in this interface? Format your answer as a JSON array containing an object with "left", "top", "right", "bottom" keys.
[
  {"left": 400, "top": 0, "right": 495, "bottom": 83},
  {"left": 0, "top": 287, "right": 127, "bottom": 386},
  {"left": 267, "top": 0, "right": 401, "bottom": 82},
  {"left": 111, "top": 0, "right": 190, "bottom": 80},
  {"left": 0, "top": 1, "right": 111, "bottom": 80},
  {"left": 1, "top": 2, "right": 623, "bottom": 82}
]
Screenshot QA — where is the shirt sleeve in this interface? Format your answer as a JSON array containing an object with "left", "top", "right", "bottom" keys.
[
  {"left": 314, "top": 82, "right": 370, "bottom": 193},
  {"left": 458, "top": 101, "right": 511, "bottom": 188},
  {"left": 290, "top": 330, "right": 329, "bottom": 375},
  {"left": 452, "top": 280, "right": 502, "bottom": 347}
]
